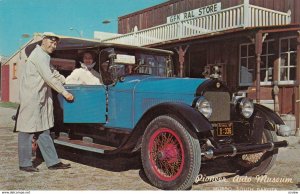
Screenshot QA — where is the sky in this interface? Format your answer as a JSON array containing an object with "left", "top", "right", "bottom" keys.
[{"left": 0, "top": 0, "right": 167, "bottom": 57}]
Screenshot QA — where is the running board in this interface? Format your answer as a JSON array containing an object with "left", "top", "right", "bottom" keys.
[{"left": 54, "top": 136, "right": 117, "bottom": 154}]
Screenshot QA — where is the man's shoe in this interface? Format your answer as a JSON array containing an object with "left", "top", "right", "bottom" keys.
[
  {"left": 19, "top": 166, "right": 39, "bottom": 172},
  {"left": 48, "top": 162, "right": 71, "bottom": 170}
]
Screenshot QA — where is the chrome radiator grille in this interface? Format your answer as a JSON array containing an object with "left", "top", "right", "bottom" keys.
[{"left": 204, "top": 91, "right": 231, "bottom": 122}]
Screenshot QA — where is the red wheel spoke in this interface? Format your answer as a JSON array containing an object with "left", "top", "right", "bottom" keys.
[
  {"left": 148, "top": 128, "right": 185, "bottom": 181},
  {"left": 170, "top": 165, "right": 177, "bottom": 175},
  {"left": 161, "top": 133, "right": 167, "bottom": 144},
  {"left": 157, "top": 160, "right": 165, "bottom": 173},
  {"left": 166, "top": 133, "right": 174, "bottom": 144}
]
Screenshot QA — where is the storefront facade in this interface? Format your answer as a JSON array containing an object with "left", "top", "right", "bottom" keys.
[{"left": 102, "top": 0, "right": 300, "bottom": 132}]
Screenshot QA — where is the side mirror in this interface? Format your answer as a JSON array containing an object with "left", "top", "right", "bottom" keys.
[
  {"left": 100, "top": 48, "right": 116, "bottom": 63},
  {"left": 99, "top": 48, "right": 117, "bottom": 85},
  {"left": 108, "top": 52, "right": 116, "bottom": 60}
]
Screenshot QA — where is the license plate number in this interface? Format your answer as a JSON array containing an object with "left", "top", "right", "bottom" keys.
[{"left": 217, "top": 123, "right": 233, "bottom": 136}]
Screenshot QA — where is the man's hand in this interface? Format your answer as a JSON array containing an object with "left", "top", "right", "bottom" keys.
[{"left": 64, "top": 92, "right": 74, "bottom": 101}]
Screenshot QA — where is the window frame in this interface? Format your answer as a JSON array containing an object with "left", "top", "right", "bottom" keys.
[
  {"left": 278, "top": 36, "right": 297, "bottom": 85},
  {"left": 239, "top": 39, "right": 275, "bottom": 86},
  {"left": 239, "top": 42, "right": 255, "bottom": 86},
  {"left": 259, "top": 39, "right": 275, "bottom": 86}
]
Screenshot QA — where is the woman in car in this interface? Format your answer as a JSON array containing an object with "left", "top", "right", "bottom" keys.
[{"left": 65, "top": 51, "right": 102, "bottom": 85}]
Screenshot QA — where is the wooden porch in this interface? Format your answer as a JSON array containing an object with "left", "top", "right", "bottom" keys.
[{"left": 102, "top": 0, "right": 291, "bottom": 46}]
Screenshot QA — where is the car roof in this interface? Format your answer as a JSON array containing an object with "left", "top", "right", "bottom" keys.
[{"left": 25, "top": 36, "right": 173, "bottom": 57}]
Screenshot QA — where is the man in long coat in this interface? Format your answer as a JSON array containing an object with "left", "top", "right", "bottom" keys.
[{"left": 17, "top": 32, "right": 74, "bottom": 172}]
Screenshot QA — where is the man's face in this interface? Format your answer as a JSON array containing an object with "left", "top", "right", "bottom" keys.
[{"left": 41, "top": 38, "right": 58, "bottom": 54}]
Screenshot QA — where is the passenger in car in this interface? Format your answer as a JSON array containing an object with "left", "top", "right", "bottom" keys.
[{"left": 65, "top": 51, "right": 102, "bottom": 85}]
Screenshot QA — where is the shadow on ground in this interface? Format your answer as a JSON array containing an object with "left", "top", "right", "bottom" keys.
[
  {"left": 33, "top": 144, "right": 240, "bottom": 188},
  {"left": 53, "top": 145, "right": 142, "bottom": 172},
  {"left": 193, "top": 158, "right": 239, "bottom": 185}
]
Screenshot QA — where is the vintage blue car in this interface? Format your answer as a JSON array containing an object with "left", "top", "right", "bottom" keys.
[{"left": 23, "top": 38, "right": 288, "bottom": 190}]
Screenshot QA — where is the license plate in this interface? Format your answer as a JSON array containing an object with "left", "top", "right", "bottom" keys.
[{"left": 216, "top": 123, "right": 233, "bottom": 136}]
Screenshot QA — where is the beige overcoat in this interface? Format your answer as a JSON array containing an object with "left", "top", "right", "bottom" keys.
[{"left": 16, "top": 45, "right": 68, "bottom": 133}]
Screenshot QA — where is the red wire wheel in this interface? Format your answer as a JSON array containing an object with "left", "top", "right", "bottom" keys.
[
  {"left": 141, "top": 115, "right": 201, "bottom": 190},
  {"left": 148, "top": 128, "right": 185, "bottom": 181}
]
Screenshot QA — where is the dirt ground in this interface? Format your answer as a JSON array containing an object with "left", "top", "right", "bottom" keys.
[{"left": 0, "top": 106, "right": 299, "bottom": 190}]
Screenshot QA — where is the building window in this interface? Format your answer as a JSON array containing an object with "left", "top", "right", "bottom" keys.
[
  {"left": 260, "top": 40, "right": 275, "bottom": 84},
  {"left": 239, "top": 43, "right": 255, "bottom": 86},
  {"left": 279, "top": 36, "right": 297, "bottom": 84},
  {"left": 239, "top": 40, "right": 275, "bottom": 86},
  {"left": 12, "top": 63, "right": 17, "bottom": 79}
]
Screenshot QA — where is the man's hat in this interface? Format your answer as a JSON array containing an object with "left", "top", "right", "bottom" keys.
[{"left": 42, "top": 32, "right": 60, "bottom": 41}]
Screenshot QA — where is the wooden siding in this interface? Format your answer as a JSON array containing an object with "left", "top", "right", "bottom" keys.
[
  {"left": 246, "top": 86, "right": 295, "bottom": 114},
  {"left": 179, "top": 38, "right": 241, "bottom": 91},
  {"left": 166, "top": 30, "right": 298, "bottom": 114},
  {"left": 118, "top": 0, "right": 299, "bottom": 34},
  {"left": 279, "top": 86, "right": 296, "bottom": 114}
]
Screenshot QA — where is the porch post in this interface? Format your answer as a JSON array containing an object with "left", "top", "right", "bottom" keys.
[
  {"left": 295, "top": 32, "right": 300, "bottom": 136},
  {"left": 243, "top": 0, "right": 250, "bottom": 27},
  {"left": 133, "top": 26, "right": 138, "bottom": 46},
  {"left": 255, "top": 31, "right": 263, "bottom": 104},
  {"left": 273, "top": 81, "right": 280, "bottom": 115},
  {"left": 175, "top": 45, "right": 189, "bottom": 77},
  {"left": 273, "top": 36, "right": 280, "bottom": 115}
]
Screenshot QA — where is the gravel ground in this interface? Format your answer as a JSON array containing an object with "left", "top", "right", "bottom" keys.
[{"left": 0, "top": 106, "right": 299, "bottom": 190}]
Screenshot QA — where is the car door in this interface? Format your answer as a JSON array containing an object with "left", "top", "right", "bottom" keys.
[{"left": 62, "top": 85, "right": 107, "bottom": 123}]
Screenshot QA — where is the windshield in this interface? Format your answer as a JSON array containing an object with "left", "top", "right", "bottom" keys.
[
  {"left": 135, "top": 54, "right": 169, "bottom": 76},
  {"left": 111, "top": 52, "right": 172, "bottom": 78}
]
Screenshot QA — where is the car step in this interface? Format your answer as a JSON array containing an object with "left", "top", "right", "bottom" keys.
[{"left": 54, "top": 136, "right": 117, "bottom": 154}]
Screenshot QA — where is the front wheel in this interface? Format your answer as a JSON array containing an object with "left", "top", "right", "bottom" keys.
[
  {"left": 141, "top": 115, "right": 201, "bottom": 190},
  {"left": 234, "top": 129, "right": 278, "bottom": 176}
]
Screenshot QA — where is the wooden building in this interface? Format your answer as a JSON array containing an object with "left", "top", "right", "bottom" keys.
[
  {"left": 118, "top": 0, "right": 300, "bottom": 34},
  {"left": 0, "top": 38, "right": 38, "bottom": 103},
  {"left": 102, "top": 0, "right": 300, "bottom": 133}
]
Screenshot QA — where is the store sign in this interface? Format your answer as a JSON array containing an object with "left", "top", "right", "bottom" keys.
[{"left": 167, "top": 3, "right": 222, "bottom": 23}]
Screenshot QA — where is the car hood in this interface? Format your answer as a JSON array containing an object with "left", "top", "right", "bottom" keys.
[{"left": 113, "top": 75, "right": 207, "bottom": 95}]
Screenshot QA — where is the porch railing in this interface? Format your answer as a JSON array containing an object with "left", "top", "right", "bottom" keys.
[{"left": 102, "top": 0, "right": 291, "bottom": 46}]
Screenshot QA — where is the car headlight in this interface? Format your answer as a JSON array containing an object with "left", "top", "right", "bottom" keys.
[
  {"left": 239, "top": 98, "right": 254, "bottom": 118},
  {"left": 195, "top": 97, "right": 212, "bottom": 118}
]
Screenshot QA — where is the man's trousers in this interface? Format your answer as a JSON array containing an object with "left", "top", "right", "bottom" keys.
[{"left": 18, "top": 130, "right": 60, "bottom": 167}]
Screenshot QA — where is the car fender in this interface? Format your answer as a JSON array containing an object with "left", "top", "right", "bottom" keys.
[
  {"left": 114, "top": 102, "right": 212, "bottom": 153},
  {"left": 143, "top": 102, "right": 213, "bottom": 132},
  {"left": 246, "top": 104, "right": 284, "bottom": 143},
  {"left": 254, "top": 104, "right": 284, "bottom": 130}
]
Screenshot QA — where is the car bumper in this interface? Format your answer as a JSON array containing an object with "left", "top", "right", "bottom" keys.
[{"left": 203, "top": 140, "right": 288, "bottom": 159}]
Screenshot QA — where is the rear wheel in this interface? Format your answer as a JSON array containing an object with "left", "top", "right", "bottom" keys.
[
  {"left": 235, "top": 129, "right": 278, "bottom": 176},
  {"left": 141, "top": 115, "right": 201, "bottom": 190}
]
